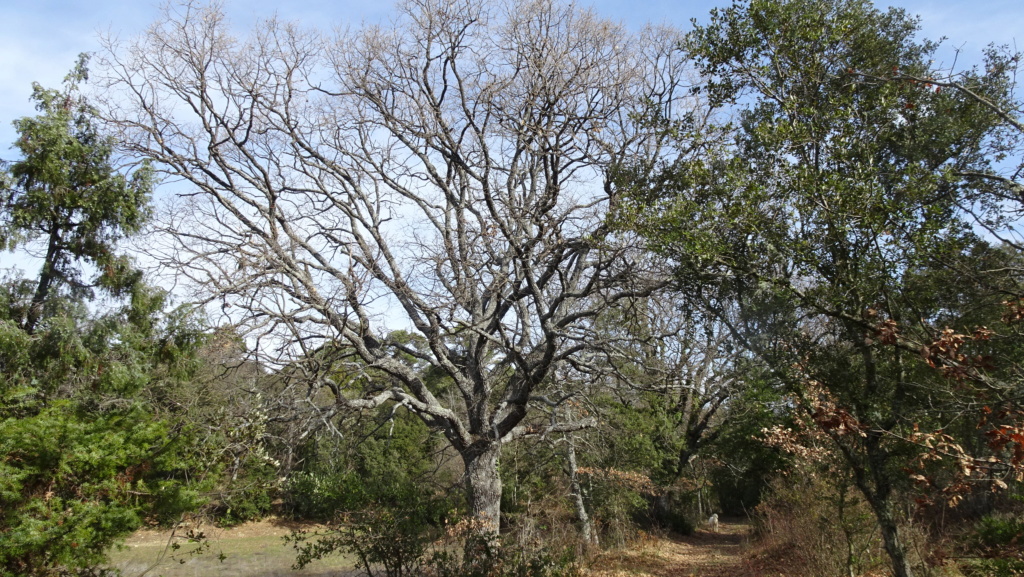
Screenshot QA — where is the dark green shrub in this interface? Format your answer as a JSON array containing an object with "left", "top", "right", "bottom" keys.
[
  {"left": 286, "top": 404, "right": 449, "bottom": 521},
  {"left": 216, "top": 458, "right": 279, "bottom": 526},
  {"left": 285, "top": 406, "right": 455, "bottom": 576},
  {"left": 654, "top": 499, "right": 694, "bottom": 536},
  {"left": 286, "top": 469, "right": 364, "bottom": 520},
  {"left": 959, "top": 514, "right": 1024, "bottom": 576}
]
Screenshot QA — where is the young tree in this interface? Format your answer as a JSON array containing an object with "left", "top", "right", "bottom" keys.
[
  {"left": 616, "top": 0, "right": 1020, "bottom": 575},
  {"left": 1, "top": 55, "right": 152, "bottom": 334},
  {"left": 99, "top": 0, "right": 691, "bottom": 530}
]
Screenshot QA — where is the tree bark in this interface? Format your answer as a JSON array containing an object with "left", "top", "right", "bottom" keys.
[
  {"left": 848, "top": 435, "right": 916, "bottom": 577},
  {"left": 464, "top": 442, "right": 502, "bottom": 534},
  {"left": 25, "top": 225, "right": 62, "bottom": 335},
  {"left": 870, "top": 497, "right": 915, "bottom": 577},
  {"left": 566, "top": 434, "right": 597, "bottom": 545}
]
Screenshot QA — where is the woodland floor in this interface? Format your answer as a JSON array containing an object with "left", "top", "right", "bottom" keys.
[
  {"left": 586, "top": 518, "right": 755, "bottom": 577},
  {"left": 108, "top": 517, "right": 755, "bottom": 577}
]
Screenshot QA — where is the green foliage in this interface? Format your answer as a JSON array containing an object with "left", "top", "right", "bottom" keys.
[
  {"left": 707, "top": 368, "right": 792, "bottom": 515},
  {"left": 0, "top": 271, "right": 211, "bottom": 576},
  {"left": 959, "top": 514, "right": 1024, "bottom": 576},
  {"left": 215, "top": 457, "right": 278, "bottom": 527},
  {"left": 598, "top": 396, "right": 678, "bottom": 485},
  {"left": 2, "top": 54, "right": 152, "bottom": 327},
  {"left": 500, "top": 426, "right": 681, "bottom": 547},
  {"left": 285, "top": 403, "right": 456, "bottom": 576},
  {"left": 500, "top": 438, "right": 566, "bottom": 520},
  {"left": 617, "top": 1, "right": 1021, "bottom": 574},
  {"left": 0, "top": 283, "right": 209, "bottom": 576},
  {"left": 286, "top": 460, "right": 451, "bottom": 577},
  {"left": 290, "top": 508, "right": 436, "bottom": 577},
  {"left": 972, "top": 515, "right": 1024, "bottom": 549},
  {"left": 0, "top": 403, "right": 204, "bottom": 575},
  {"left": 286, "top": 405, "right": 447, "bottom": 521},
  {"left": 0, "top": 59, "right": 210, "bottom": 576}
]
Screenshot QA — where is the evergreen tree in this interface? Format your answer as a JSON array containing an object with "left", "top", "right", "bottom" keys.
[{"left": 0, "top": 56, "right": 207, "bottom": 577}]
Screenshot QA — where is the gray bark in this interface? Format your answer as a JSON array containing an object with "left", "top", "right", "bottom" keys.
[
  {"left": 464, "top": 442, "right": 502, "bottom": 532},
  {"left": 566, "top": 434, "right": 597, "bottom": 545}
]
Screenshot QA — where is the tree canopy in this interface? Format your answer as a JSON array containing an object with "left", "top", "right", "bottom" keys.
[
  {"left": 615, "top": 0, "right": 1024, "bottom": 575},
  {"left": 98, "top": 0, "right": 693, "bottom": 529}
]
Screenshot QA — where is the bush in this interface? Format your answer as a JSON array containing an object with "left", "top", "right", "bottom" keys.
[
  {"left": 0, "top": 403, "right": 208, "bottom": 577},
  {"left": 290, "top": 508, "right": 437, "bottom": 577},
  {"left": 650, "top": 490, "right": 695, "bottom": 536},
  {"left": 215, "top": 459, "right": 279, "bottom": 526},
  {"left": 286, "top": 469, "right": 363, "bottom": 520},
  {"left": 289, "top": 508, "right": 583, "bottom": 577},
  {"left": 753, "top": 467, "right": 889, "bottom": 577},
  {"left": 958, "top": 514, "right": 1024, "bottom": 577},
  {"left": 284, "top": 409, "right": 454, "bottom": 577},
  {"left": 578, "top": 468, "right": 654, "bottom": 547},
  {"left": 423, "top": 518, "right": 583, "bottom": 577},
  {"left": 285, "top": 405, "right": 448, "bottom": 521}
]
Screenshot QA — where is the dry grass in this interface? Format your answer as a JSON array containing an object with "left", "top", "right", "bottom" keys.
[
  {"left": 108, "top": 516, "right": 761, "bottom": 577},
  {"left": 107, "top": 517, "right": 356, "bottom": 577}
]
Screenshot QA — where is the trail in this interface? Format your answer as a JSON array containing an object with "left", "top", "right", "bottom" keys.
[{"left": 587, "top": 519, "right": 753, "bottom": 577}]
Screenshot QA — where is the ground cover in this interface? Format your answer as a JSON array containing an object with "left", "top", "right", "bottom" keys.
[
  {"left": 108, "top": 517, "right": 755, "bottom": 577},
  {"left": 107, "top": 518, "right": 356, "bottom": 577},
  {"left": 585, "top": 519, "right": 753, "bottom": 577}
]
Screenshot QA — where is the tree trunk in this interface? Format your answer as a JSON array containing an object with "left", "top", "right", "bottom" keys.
[
  {"left": 566, "top": 435, "right": 598, "bottom": 545},
  {"left": 836, "top": 480, "right": 857, "bottom": 577},
  {"left": 872, "top": 501, "right": 915, "bottom": 577},
  {"left": 464, "top": 442, "right": 502, "bottom": 534},
  {"left": 25, "top": 225, "right": 62, "bottom": 335},
  {"left": 850, "top": 445, "right": 916, "bottom": 577}
]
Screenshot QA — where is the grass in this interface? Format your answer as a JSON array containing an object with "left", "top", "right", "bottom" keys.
[{"left": 107, "top": 520, "right": 356, "bottom": 577}]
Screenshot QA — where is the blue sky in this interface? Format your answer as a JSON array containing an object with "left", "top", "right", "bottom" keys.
[
  {"left": 0, "top": 0, "right": 1018, "bottom": 313},
  {"left": 0, "top": 0, "right": 1020, "bottom": 159}
]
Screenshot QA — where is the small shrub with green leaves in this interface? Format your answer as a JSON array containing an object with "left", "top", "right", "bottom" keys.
[
  {"left": 285, "top": 405, "right": 455, "bottom": 576},
  {"left": 289, "top": 508, "right": 436, "bottom": 577},
  {"left": 214, "top": 457, "right": 279, "bottom": 526}
]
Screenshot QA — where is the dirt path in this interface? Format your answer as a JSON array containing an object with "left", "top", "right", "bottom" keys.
[{"left": 587, "top": 519, "right": 753, "bottom": 577}]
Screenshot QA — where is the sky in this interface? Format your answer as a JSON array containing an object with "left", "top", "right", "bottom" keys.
[{"left": 0, "top": 0, "right": 1020, "bottom": 157}]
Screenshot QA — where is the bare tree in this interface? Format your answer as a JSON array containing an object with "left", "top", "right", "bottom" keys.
[
  {"left": 576, "top": 294, "right": 743, "bottom": 470},
  {"left": 99, "top": 0, "right": 691, "bottom": 530},
  {"left": 571, "top": 294, "right": 745, "bottom": 522}
]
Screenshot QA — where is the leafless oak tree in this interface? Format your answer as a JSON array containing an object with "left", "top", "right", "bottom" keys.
[{"left": 99, "top": 0, "right": 692, "bottom": 529}]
